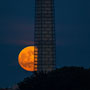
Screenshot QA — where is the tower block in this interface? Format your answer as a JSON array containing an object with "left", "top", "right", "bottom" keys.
[{"left": 34, "top": 0, "right": 56, "bottom": 72}]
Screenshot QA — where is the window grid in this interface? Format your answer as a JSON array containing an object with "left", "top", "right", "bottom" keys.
[{"left": 34, "top": 0, "right": 56, "bottom": 72}]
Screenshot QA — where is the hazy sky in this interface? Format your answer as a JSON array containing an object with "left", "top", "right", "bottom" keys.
[{"left": 0, "top": 0, "right": 90, "bottom": 88}]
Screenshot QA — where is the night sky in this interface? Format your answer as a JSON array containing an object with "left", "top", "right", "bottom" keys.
[{"left": 0, "top": 0, "right": 90, "bottom": 88}]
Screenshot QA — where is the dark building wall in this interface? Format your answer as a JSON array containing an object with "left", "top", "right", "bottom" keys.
[{"left": 34, "top": 0, "right": 56, "bottom": 72}]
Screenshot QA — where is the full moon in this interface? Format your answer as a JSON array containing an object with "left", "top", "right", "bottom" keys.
[{"left": 18, "top": 46, "right": 37, "bottom": 72}]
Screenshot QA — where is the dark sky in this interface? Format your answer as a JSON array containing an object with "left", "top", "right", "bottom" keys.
[{"left": 0, "top": 0, "right": 90, "bottom": 88}]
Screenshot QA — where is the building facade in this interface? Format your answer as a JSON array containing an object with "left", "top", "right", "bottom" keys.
[{"left": 34, "top": 0, "right": 56, "bottom": 72}]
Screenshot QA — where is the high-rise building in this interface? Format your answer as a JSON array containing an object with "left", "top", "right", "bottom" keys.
[{"left": 34, "top": 0, "right": 56, "bottom": 72}]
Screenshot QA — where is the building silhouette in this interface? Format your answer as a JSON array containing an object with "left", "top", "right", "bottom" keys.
[{"left": 34, "top": 0, "right": 56, "bottom": 72}]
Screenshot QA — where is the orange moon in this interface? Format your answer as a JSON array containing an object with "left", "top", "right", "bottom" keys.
[{"left": 18, "top": 46, "right": 37, "bottom": 72}]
